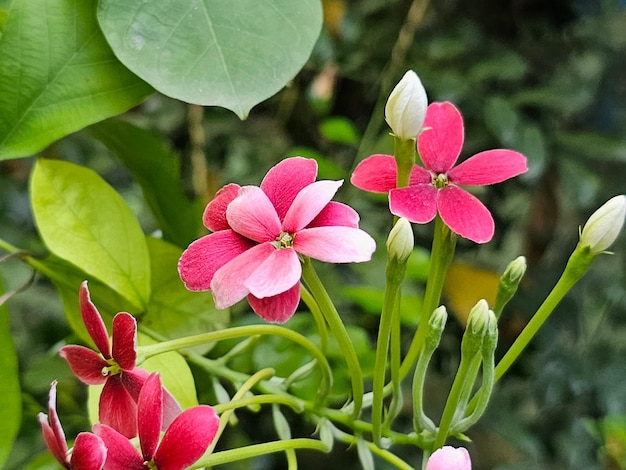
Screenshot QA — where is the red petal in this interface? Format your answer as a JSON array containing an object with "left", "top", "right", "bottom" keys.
[
  {"left": 418, "top": 102, "right": 464, "bottom": 173},
  {"left": 161, "top": 385, "right": 183, "bottom": 430},
  {"left": 248, "top": 284, "right": 301, "bottom": 323},
  {"left": 409, "top": 165, "right": 433, "bottom": 185},
  {"left": 389, "top": 185, "right": 439, "bottom": 223},
  {"left": 138, "top": 373, "right": 162, "bottom": 461},
  {"left": 119, "top": 368, "right": 149, "bottom": 401},
  {"left": 39, "top": 385, "right": 69, "bottom": 468},
  {"left": 448, "top": 149, "right": 528, "bottom": 186},
  {"left": 111, "top": 313, "right": 137, "bottom": 371},
  {"left": 261, "top": 157, "right": 318, "bottom": 221},
  {"left": 245, "top": 249, "right": 301, "bottom": 299},
  {"left": 294, "top": 227, "right": 376, "bottom": 263},
  {"left": 59, "top": 345, "right": 108, "bottom": 385},
  {"left": 202, "top": 183, "right": 241, "bottom": 232},
  {"left": 99, "top": 376, "right": 138, "bottom": 439},
  {"left": 308, "top": 202, "right": 359, "bottom": 228},
  {"left": 93, "top": 424, "right": 144, "bottom": 470},
  {"left": 79, "top": 281, "right": 111, "bottom": 359},
  {"left": 154, "top": 406, "right": 220, "bottom": 470},
  {"left": 178, "top": 231, "right": 254, "bottom": 291},
  {"left": 226, "top": 186, "right": 281, "bottom": 242},
  {"left": 282, "top": 180, "right": 343, "bottom": 233},
  {"left": 438, "top": 186, "right": 494, "bottom": 243},
  {"left": 70, "top": 432, "right": 107, "bottom": 470},
  {"left": 350, "top": 154, "right": 398, "bottom": 193}
]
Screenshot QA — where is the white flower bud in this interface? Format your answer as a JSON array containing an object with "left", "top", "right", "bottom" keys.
[
  {"left": 580, "top": 195, "right": 626, "bottom": 253},
  {"left": 384, "top": 70, "right": 428, "bottom": 140},
  {"left": 386, "top": 217, "right": 414, "bottom": 263},
  {"left": 467, "top": 299, "right": 490, "bottom": 336}
]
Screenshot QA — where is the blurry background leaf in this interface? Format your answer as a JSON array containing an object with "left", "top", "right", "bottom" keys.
[{"left": 442, "top": 263, "right": 500, "bottom": 325}]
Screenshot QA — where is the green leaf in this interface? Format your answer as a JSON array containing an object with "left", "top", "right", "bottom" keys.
[
  {"left": 0, "top": 0, "right": 153, "bottom": 160},
  {"left": 0, "top": 279, "right": 21, "bottom": 468},
  {"left": 87, "top": 119, "right": 203, "bottom": 248},
  {"left": 30, "top": 159, "right": 151, "bottom": 310},
  {"left": 320, "top": 116, "right": 360, "bottom": 145},
  {"left": 97, "top": 0, "right": 323, "bottom": 119}
]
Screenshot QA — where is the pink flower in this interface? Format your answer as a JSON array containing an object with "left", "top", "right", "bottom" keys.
[
  {"left": 95, "top": 373, "right": 219, "bottom": 470},
  {"left": 351, "top": 102, "right": 528, "bottom": 243},
  {"left": 39, "top": 381, "right": 107, "bottom": 470},
  {"left": 178, "top": 157, "right": 376, "bottom": 323},
  {"left": 60, "top": 281, "right": 181, "bottom": 438},
  {"left": 426, "top": 446, "right": 472, "bottom": 470}
]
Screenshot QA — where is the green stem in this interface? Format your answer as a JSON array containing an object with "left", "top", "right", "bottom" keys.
[
  {"left": 212, "top": 394, "right": 304, "bottom": 415},
  {"left": 394, "top": 137, "right": 417, "bottom": 188},
  {"left": 0, "top": 238, "right": 21, "bottom": 254},
  {"left": 301, "top": 257, "right": 364, "bottom": 418},
  {"left": 300, "top": 284, "right": 329, "bottom": 353},
  {"left": 384, "top": 289, "right": 403, "bottom": 431}
]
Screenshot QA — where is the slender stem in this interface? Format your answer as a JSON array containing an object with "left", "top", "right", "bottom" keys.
[
  {"left": 0, "top": 238, "right": 21, "bottom": 254},
  {"left": 384, "top": 289, "right": 403, "bottom": 431},
  {"left": 300, "top": 284, "right": 329, "bottom": 353},
  {"left": 212, "top": 394, "right": 304, "bottom": 415}
]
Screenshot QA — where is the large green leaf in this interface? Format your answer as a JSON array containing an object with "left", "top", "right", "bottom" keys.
[
  {"left": 0, "top": 0, "right": 153, "bottom": 160},
  {"left": 30, "top": 159, "right": 151, "bottom": 310},
  {"left": 87, "top": 119, "right": 203, "bottom": 248},
  {"left": 97, "top": 0, "right": 323, "bottom": 119},
  {"left": 0, "top": 279, "right": 21, "bottom": 468}
]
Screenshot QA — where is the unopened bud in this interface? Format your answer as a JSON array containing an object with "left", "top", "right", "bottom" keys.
[
  {"left": 466, "top": 299, "right": 490, "bottom": 336},
  {"left": 386, "top": 217, "right": 414, "bottom": 263},
  {"left": 580, "top": 195, "right": 626, "bottom": 254},
  {"left": 384, "top": 70, "right": 428, "bottom": 140},
  {"left": 494, "top": 256, "right": 527, "bottom": 318},
  {"left": 428, "top": 305, "right": 448, "bottom": 332}
]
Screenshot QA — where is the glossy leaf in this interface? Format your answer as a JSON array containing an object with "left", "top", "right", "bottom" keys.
[
  {"left": 97, "top": 0, "right": 323, "bottom": 118},
  {"left": 30, "top": 159, "right": 151, "bottom": 310},
  {"left": 0, "top": 0, "right": 152, "bottom": 160}
]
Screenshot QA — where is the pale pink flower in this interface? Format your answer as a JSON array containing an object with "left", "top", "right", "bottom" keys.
[
  {"left": 426, "top": 446, "right": 472, "bottom": 470},
  {"left": 178, "top": 157, "right": 376, "bottom": 323},
  {"left": 351, "top": 101, "right": 528, "bottom": 243}
]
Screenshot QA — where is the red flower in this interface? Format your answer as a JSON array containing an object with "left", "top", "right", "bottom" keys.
[
  {"left": 95, "top": 373, "right": 219, "bottom": 470},
  {"left": 60, "top": 281, "right": 181, "bottom": 438},
  {"left": 39, "top": 381, "right": 107, "bottom": 470},
  {"left": 351, "top": 102, "right": 528, "bottom": 243}
]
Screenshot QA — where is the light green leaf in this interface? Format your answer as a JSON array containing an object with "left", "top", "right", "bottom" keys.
[
  {"left": 0, "top": 0, "right": 153, "bottom": 160},
  {"left": 97, "top": 0, "right": 323, "bottom": 119},
  {"left": 31, "top": 159, "right": 151, "bottom": 310}
]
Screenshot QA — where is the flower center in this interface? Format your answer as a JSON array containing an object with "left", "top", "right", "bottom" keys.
[
  {"left": 101, "top": 359, "right": 122, "bottom": 377},
  {"left": 433, "top": 173, "right": 449, "bottom": 189},
  {"left": 273, "top": 231, "right": 294, "bottom": 249},
  {"left": 144, "top": 460, "right": 158, "bottom": 469}
]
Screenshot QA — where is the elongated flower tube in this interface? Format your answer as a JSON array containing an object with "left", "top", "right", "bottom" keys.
[
  {"left": 426, "top": 446, "right": 472, "bottom": 470},
  {"left": 385, "top": 70, "right": 428, "bottom": 140},
  {"left": 178, "top": 157, "right": 376, "bottom": 323},
  {"left": 580, "top": 195, "right": 626, "bottom": 253}
]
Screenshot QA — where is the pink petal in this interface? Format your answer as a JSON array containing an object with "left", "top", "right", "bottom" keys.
[
  {"left": 282, "top": 180, "right": 343, "bottom": 233},
  {"left": 178, "top": 230, "right": 255, "bottom": 291},
  {"left": 59, "top": 345, "right": 108, "bottom": 385},
  {"left": 438, "top": 185, "right": 494, "bottom": 243},
  {"left": 39, "top": 383, "right": 69, "bottom": 467},
  {"left": 70, "top": 432, "right": 107, "bottom": 470},
  {"left": 111, "top": 313, "right": 136, "bottom": 371},
  {"left": 448, "top": 149, "right": 528, "bottom": 185},
  {"left": 350, "top": 154, "right": 398, "bottom": 193},
  {"left": 210, "top": 242, "right": 274, "bottom": 309},
  {"left": 93, "top": 424, "right": 144, "bottom": 470},
  {"left": 99, "top": 376, "right": 138, "bottom": 439},
  {"left": 245, "top": 248, "right": 301, "bottom": 298},
  {"left": 309, "top": 201, "right": 360, "bottom": 228},
  {"left": 418, "top": 102, "right": 464, "bottom": 173},
  {"left": 226, "top": 186, "right": 281, "bottom": 242},
  {"left": 409, "top": 164, "right": 433, "bottom": 185},
  {"left": 138, "top": 373, "right": 162, "bottom": 461},
  {"left": 426, "top": 446, "right": 472, "bottom": 470},
  {"left": 260, "top": 157, "right": 318, "bottom": 221},
  {"left": 248, "top": 283, "right": 301, "bottom": 323},
  {"left": 154, "top": 406, "right": 219, "bottom": 470},
  {"left": 389, "top": 185, "right": 439, "bottom": 223},
  {"left": 79, "top": 281, "right": 111, "bottom": 359},
  {"left": 294, "top": 227, "right": 376, "bottom": 263},
  {"left": 202, "top": 183, "right": 241, "bottom": 232}
]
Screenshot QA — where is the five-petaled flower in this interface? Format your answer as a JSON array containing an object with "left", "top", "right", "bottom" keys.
[
  {"left": 60, "top": 281, "right": 181, "bottom": 438},
  {"left": 351, "top": 101, "right": 528, "bottom": 243},
  {"left": 39, "top": 381, "right": 107, "bottom": 470},
  {"left": 95, "top": 373, "right": 219, "bottom": 470},
  {"left": 426, "top": 446, "right": 472, "bottom": 470},
  {"left": 178, "top": 157, "right": 376, "bottom": 323}
]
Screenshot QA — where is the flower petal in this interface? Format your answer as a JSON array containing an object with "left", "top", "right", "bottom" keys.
[
  {"left": 99, "top": 376, "right": 137, "bottom": 439},
  {"left": 389, "top": 185, "right": 439, "bottom": 223},
  {"left": 246, "top": 248, "right": 301, "bottom": 298},
  {"left": 227, "top": 186, "right": 281, "bottom": 242},
  {"left": 426, "top": 446, "right": 472, "bottom": 470},
  {"left": 154, "top": 406, "right": 219, "bottom": 470},
  {"left": 70, "top": 432, "right": 108, "bottom": 470},
  {"left": 138, "top": 373, "right": 162, "bottom": 461},
  {"left": 202, "top": 183, "right": 241, "bottom": 232},
  {"left": 39, "top": 382, "right": 69, "bottom": 467},
  {"left": 418, "top": 102, "right": 464, "bottom": 173},
  {"left": 448, "top": 149, "right": 528, "bottom": 186},
  {"left": 93, "top": 424, "right": 144, "bottom": 470},
  {"left": 438, "top": 185, "right": 494, "bottom": 243},
  {"left": 283, "top": 180, "right": 343, "bottom": 233},
  {"left": 59, "top": 345, "right": 108, "bottom": 385},
  {"left": 111, "top": 313, "right": 136, "bottom": 371},
  {"left": 260, "top": 157, "right": 318, "bottom": 220},
  {"left": 79, "top": 281, "right": 111, "bottom": 359},
  {"left": 309, "top": 201, "right": 360, "bottom": 228},
  {"left": 119, "top": 367, "right": 149, "bottom": 401},
  {"left": 409, "top": 164, "right": 433, "bottom": 185},
  {"left": 350, "top": 154, "right": 398, "bottom": 193},
  {"left": 294, "top": 227, "right": 376, "bottom": 263},
  {"left": 178, "top": 230, "right": 255, "bottom": 291},
  {"left": 210, "top": 242, "right": 274, "bottom": 309},
  {"left": 248, "top": 284, "right": 301, "bottom": 323}
]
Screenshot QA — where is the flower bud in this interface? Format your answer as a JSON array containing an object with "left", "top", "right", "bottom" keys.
[
  {"left": 384, "top": 70, "right": 428, "bottom": 140},
  {"left": 466, "top": 299, "right": 490, "bottom": 336},
  {"left": 494, "top": 256, "right": 527, "bottom": 318},
  {"left": 386, "top": 217, "right": 414, "bottom": 263},
  {"left": 426, "top": 446, "right": 472, "bottom": 470},
  {"left": 580, "top": 195, "right": 626, "bottom": 253}
]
